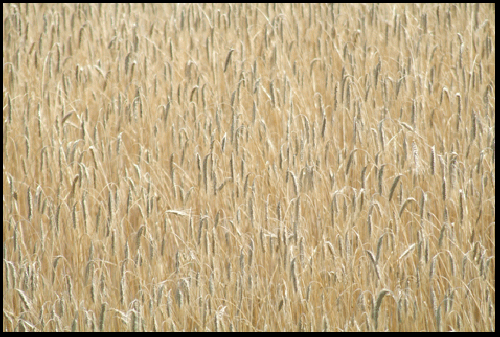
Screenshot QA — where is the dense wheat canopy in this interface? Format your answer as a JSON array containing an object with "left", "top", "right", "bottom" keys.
[{"left": 3, "top": 3, "right": 495, "bottom": 331}]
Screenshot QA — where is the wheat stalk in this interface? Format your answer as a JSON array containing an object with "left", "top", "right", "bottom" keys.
[
  {"left": 388, "top": 174, "right": 402, "bottom": 202},
  {"left": 373, "top": 289, "right": 391, "bottom": 330}
]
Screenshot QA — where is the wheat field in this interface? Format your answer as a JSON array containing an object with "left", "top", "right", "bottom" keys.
[{"left": 3, "top": 3, "right": 495, "bottom": 331}]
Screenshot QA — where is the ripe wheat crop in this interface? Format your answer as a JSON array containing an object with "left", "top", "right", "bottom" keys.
[{"left": 3, "top": 3, "right": 495, "bottom": 331}]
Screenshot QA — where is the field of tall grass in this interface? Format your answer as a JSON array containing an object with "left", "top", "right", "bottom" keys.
[{"left": 3, "top": 3, "right": 495, "bottom": 331}]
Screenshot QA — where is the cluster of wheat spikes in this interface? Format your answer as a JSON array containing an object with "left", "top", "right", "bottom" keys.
[{"left": 3, "top": 4, "right": 495, "bottom": 332}]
